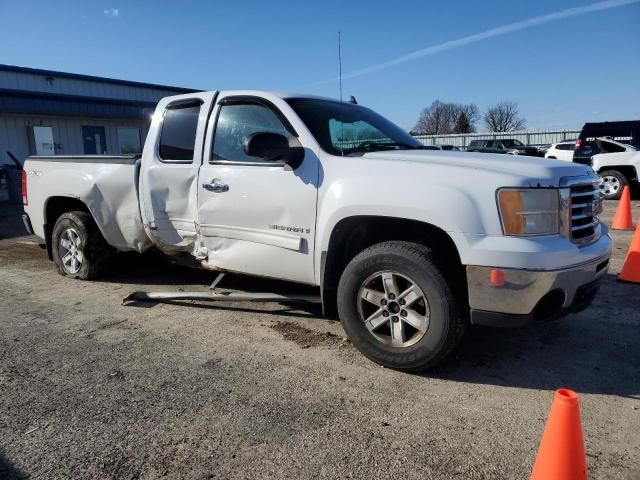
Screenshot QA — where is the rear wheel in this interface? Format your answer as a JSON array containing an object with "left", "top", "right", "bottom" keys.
[
  {"left": 599, "top": 170, "right": 627, "bottom": 200},
  {"left": 337, "top": 241, "right": 465, "bottom": 371},
  {"left": 52, "top": 211, "right": 112, "bottom": 279}
]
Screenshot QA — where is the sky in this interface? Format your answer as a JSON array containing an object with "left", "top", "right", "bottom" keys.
[{"left": 1, "top": 0, "right": 639, "bottom": 131}]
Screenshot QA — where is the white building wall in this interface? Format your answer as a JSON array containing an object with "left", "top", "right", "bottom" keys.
[{"left": 0, "top": 113, "right": 150, "bottom": 165}]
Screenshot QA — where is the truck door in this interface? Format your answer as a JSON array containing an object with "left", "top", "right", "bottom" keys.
[
  {"left": 139, "top": 92, "right": 217, "bottom": 253},
  {"left": 197, "top": 95, "right": 319, "bottom": 284}
]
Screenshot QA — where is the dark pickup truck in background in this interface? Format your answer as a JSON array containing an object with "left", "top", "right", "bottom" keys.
[
  {"left": 467, "top": 139, "right": 541, "bottom": 156},
  {"left": 573, "top": 120, "right": 640, "bottom": 165}
]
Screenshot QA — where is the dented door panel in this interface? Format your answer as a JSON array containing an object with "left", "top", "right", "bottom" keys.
[
  {"left": 138, "top": 92, "right": 217, "bottom": 255},
  {"left": 197, "top": 162, "right": 317, "bottom": 284}
]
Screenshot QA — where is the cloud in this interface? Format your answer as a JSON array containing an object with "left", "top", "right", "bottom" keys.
[
  {"left": 103, "top": 8, "right": 119, "bottom": 17},
  {"left": 312, "top": 0, "right": 640, "bottom": 85}
]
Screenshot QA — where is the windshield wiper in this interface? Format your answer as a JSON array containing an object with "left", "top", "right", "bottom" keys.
[{"left": 344, "top": 141, "right": 420, "bottom": 154}]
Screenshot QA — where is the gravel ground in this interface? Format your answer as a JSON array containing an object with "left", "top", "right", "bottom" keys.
[{"left": 0, "top": 201, "right": 639, "bottom": 479}]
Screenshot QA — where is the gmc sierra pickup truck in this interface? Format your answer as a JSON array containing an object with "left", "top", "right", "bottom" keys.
[{"left": 21, "top": 90, "right": 611, "bottom": 371}]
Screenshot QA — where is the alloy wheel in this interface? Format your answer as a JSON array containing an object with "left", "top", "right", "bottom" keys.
[
  {"left": 58, "top": 227, "right": 84, "bottom": 274},
  {"left": 357, "top": 271, "right": 430, "bottom": 348}
]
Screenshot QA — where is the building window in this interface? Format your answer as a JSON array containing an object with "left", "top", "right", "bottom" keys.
[{"left": 118, "top": 127, "right": 142, "bottom": 154}]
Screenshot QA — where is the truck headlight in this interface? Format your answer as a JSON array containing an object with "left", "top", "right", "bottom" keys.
[{"left": 497, "top": 188, "right": 559, "bottom": 236}]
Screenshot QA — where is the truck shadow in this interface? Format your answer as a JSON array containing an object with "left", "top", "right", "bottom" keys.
[
  {"left": 426, "top": 274, "right": 640, "bottom": 398},
  {"left": 0, "top": 203, "right": 27, "bottom": 240},
  {"left": 111, "top": 251, "right": 324, "bottom": 318},
  {"left": 0, "top": 454, "right": 26, "bottom": 480},
  {"left": 101, "top": 245, "right": 640, "bottom": 398}
]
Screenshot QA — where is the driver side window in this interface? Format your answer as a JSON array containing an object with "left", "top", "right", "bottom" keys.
[{"left": 211, "top": 103, "right": 291, "bottom": 163}]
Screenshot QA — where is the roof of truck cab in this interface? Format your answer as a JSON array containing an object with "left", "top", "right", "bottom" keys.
[{"left": 207, "top": 90, "right": 340, "bottom": 102}]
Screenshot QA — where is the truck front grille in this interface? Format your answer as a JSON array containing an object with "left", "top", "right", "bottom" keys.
[{"left": 570, "top": 183, "right": 600, "bottom": 243}]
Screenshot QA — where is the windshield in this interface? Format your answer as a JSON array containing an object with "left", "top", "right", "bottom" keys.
[{"left": 286, "top": 98, "right": 422, "bottom": 156}]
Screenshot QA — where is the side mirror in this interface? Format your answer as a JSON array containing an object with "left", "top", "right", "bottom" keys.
[{"left": 244, "top": 132, "right": 304, "bottom": 169}]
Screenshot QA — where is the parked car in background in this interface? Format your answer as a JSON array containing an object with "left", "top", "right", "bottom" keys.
[
  {"left": 545, "top": 141, "right": 576, "bottom": 162},
  {"left": 537, "top": 144, "right": 551, "bottom": 156},
  {"left": 573, "top": 120, "right": 640, "bottom": 165},
  {"left": 590, "top": 137, "right": 638, "bottom": 199},
  {"left": 467, "top": 139, "right": 540, "bottom": 156}
]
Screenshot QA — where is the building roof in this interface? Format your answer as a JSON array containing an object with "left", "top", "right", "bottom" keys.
[{"left": 0, "top": 63, "right": 200, "bottom": 93}]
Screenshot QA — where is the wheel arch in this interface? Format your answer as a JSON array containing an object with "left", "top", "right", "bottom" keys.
[
  {"left": 597, "top": 165, "right": 638, "bottom": 182},
  {"left": 320, "top": 215, "right": 466, "bottom": 317},
  {"left": 43, "top": 196, "right": 96, "bottom": 260}
]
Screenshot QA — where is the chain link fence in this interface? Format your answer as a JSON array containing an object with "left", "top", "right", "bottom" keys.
[{"left": 414, "top": 130, "right": 581, "bottom": 149}]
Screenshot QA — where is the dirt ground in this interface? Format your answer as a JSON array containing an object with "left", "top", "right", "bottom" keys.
[{"left": 0, "top": 201, "right": 639, "bottom": 479}]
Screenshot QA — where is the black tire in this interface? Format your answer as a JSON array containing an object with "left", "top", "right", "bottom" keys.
[
  {"left": 337, "top": 241, "right": 465, "bottom": 371},
  {"left": 598, "top": 170, "right": 627, "bottom": 200},
  {"left": 547, "top": 156, "right": 557, "bottom": 159},
  {"left": 51, "top": 211, "right": 112, "bottom": 280}
]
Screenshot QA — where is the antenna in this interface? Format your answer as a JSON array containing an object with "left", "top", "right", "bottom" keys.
[
  {"left": 338, "top": 31, "right": 345, "bottom": 157},
  {"left": 338, "top": 31, "right": 343, "bottom": 104}
]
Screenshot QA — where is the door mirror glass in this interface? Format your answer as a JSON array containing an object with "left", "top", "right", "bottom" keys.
[{"left": 244, "top": 132, "right": 304, "bottom": 169}]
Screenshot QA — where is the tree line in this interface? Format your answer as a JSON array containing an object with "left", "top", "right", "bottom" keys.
[{"left": 412, "top": 100, "right": 526, "bottom": 135}]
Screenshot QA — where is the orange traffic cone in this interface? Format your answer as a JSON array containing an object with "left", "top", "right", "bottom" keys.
[
  {"left": 618, "top": 221, "right": 640, "bottom": 284},
  {"left": 530, "top": 389, "right": 587, "bottom": 480},
  {"left": 611, "top": 186, "right": 634, "bottom": 230}
]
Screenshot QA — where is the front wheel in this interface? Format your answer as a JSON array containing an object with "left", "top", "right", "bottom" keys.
[
  {"left": 337, "top": 241, "right": 465, "bottom": 371},
  {"left": 52, "top": 211, "right": 112, "bottom": 279},
  {"left": 599, "top": 170, "right": 627, "bottom": 200}
]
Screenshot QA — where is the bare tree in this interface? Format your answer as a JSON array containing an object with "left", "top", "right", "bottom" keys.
[
  {"left": 484, "top": 101, "right": 526, "bottom": 132},
  {"left": 414, "top": 100, "right": 456, "bottom": 134},
  {"left": 415, "top": 101, "right": 480, "bottom": 134}
]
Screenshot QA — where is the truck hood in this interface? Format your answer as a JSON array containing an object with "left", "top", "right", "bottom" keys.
[{"left": 362, "top": 150, "right": 593, "bottom": 187}]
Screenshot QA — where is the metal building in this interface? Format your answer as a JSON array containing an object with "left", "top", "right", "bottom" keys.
[{"left": 0, "top": 64, "right": 198, "bottom": 167}]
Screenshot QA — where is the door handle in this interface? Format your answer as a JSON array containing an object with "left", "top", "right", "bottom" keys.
[{"left": 203, "top": 180, "right": 229, "bottom": 193}]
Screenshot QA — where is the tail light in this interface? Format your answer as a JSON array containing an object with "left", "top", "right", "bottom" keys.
[
  {"left": 574, "top": 139, "right": 582, "bottom": 151},
  {"left": 21, "top": 169, "right": 28, "bottom": 206}
]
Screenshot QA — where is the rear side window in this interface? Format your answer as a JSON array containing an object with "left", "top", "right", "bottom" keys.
[
  {"left": 159, "top": 103, "right": 201, "bottom": 162},
  {"left": 558, "top": 143, "right": 575, "bottom": 150}
]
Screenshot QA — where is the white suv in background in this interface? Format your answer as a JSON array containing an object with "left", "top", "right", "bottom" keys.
[{"left": 545, "top": 141, "right": 576, "bottom": 162}]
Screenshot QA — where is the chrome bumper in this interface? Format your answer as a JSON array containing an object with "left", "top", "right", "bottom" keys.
[{"left": 466, "top": 254, "right": 610, "bottom": 325}]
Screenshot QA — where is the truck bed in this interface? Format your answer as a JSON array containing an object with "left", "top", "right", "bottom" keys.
[{"left": 23, "top": 155, "right": 151, "bottom": 252}]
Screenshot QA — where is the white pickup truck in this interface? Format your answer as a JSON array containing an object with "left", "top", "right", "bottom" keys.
[{"left": 21, "top": 90, "right": 611, "bottom": 370}]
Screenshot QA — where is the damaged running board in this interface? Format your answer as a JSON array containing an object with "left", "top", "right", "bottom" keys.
[{"left": 122, "top": 290, "right": 321, "bottom": 305}]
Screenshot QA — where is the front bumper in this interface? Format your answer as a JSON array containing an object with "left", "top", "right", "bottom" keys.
[{"left": 467, "top": 253, "right": 610, "bottom": 327}]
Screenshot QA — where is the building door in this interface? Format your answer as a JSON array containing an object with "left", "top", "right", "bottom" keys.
[
  {"left": 82, "top": 126, "right": 107, "bottom": 154},
  {"left": 32, "top": 126, "right": 55, "bottom": 155}
]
